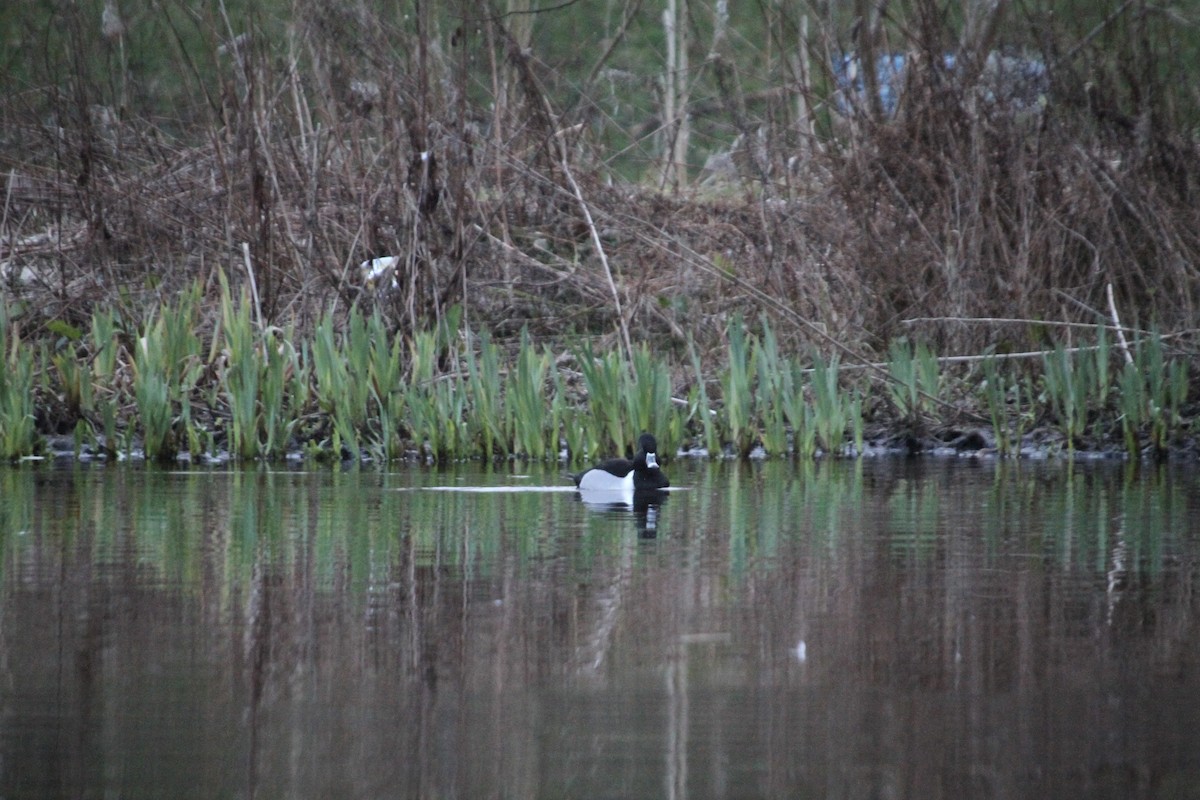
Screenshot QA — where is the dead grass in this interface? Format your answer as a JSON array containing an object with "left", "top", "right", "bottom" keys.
[{"left": 2, "top": 0, "right": 1199, "bottom": 376}]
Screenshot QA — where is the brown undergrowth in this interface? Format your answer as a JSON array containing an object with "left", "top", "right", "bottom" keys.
[{"left": 2, "top": 0, "right": 1198, "bottom": 377}]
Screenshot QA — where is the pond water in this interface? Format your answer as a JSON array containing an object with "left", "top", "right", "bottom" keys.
[{"left": 2, "top": 458, "right": 1200, "bottom": 799}]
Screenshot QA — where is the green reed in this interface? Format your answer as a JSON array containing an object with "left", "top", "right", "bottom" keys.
[
  {"left": 312, "top": 311, "right": 362, "bottom": 456},
  {"left": 753, "top": 319, "right": 788, "bottom": 456},
  {"left": 46, "top": 320, "right": 87, "bottom": 427},
  {"left": 435, "top": 374, "right": 469, "bottom": 460},
  {"left": 571, "top": 338, "right": 682, "bottom": 462},
  {"left": 365, "top": 311, "right": 405, "bottom": 459},
  {"left": 218, "top": 275, "right": 309, "bottom": 459},
  {"left": 1131, "top": 333, "right": 1189, "bottom": 457},
  {"left": 556, "top": 372, "right": 587, "bottom": 461},
  {"left": 577, "top": 341, "right": 627, "bottom": 456},
  {"left": 23, "top": 298, "right": 1200, "bottom": 465},
  {"left": 0, "top": 303, "right": 38, "bottom": 459},
  {"left": 219, "top": 277, "right": 261, "bottom": 459},
  {"left": 981, "top": 355, "right": 1014, "bottom": 456},
  {"left": 132, "top": 324, "right": 174, "bottom": 460},
  {"left": 466, "top": 329, "right": 505, "bottom": 459},
  {"left": 850, "top": 391, "right": 864, "bottom": 456},
  {"left": 720, "top": 315, "right": 757, "bottom": 456},
  {"left": 265, "top": 331, "right": 308, "bottom": 458},
  {"left": 402, "top": 328, "right": 437, "bottom": 457},
  {"left": 90, "top": 307, "right": 120, "bottom": 384},
  {"left": 1038, "top": 326, "right": 1127, "bottom": 454},
  {"left": 169, "top": 285, "right": 205, "bottom": 446},
  {"left": 1042, "top": 343, "right": 1091, "bottom": 453},
  {"left": 344, "top": 308, "right": 376, "bottom": 433},
  {"left": 508, "top": 329, "right": 552, "bottom": 460},
  {"left": 1093, "top": 325, "right": 1112, "bottom": 408},
  {"left": 1157, "top": 345, "right": 1187, "bottom": 456},
  {"left": 402, "top": 385, "right": 435, "bottom": 460},
  {"left": 1118, "top": 359, "right": 1144, "bottom": 456},
  {"left": 888, "top": 339, "right": 918, "bottom": 420},
  {"left": 443, "top": 375, "right": 470, "bottom": 459},
  {"left": 131, "top": 288, "right": 204, "bottom": 461},
  {"left": 87, "top": 307, "right": 122, "bottom": 454},
  {"left": 782, "top": 361, "right": 816, "bottom": 460},
  {"left": 159, "top": 282, "right": 204, "bottom": 388},
  {"left": 404, "top": 326, "right": 470, "bottom": 461},
  {"left": 52, "top": 343, "right": 88, "bottom": 420},
  {"left": 811, "top": 353, "right": 849, "bottom": 456},
  {"left": 374, "top": 370, "right": 407, "bottom": 460},
  {"left": 888, "top": 339, "right": 939, "bottom": 423},
  {"left": 625, "top": 343, "right": 675, "bottom": 453},
  {"left": 400, "top": 307, "right": 466, "bottom": 456},
  {"left": 688, "top": 337, "right": 720, "bottom": 455}
]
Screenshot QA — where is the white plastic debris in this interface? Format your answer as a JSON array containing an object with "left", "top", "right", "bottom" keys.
[{"left": 359, "top": 256, "right": 400, "bottom": 291}]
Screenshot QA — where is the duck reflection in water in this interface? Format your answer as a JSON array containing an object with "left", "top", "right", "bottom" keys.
[{"left": 576, "top": 487, "right": 669, "bottom": 538}]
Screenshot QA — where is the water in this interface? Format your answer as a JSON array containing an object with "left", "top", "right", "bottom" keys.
[{"left": 2, "top": 459, "right": 1200, "bottom": 799}]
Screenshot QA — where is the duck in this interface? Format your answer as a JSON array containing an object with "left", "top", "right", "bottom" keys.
[{"left": 572, "top": 433, "right": 670, "bottom": 492}]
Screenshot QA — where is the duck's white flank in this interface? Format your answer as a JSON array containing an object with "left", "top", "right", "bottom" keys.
[{"left": 576, "top": 468, "right": 636, "bottom": 492}]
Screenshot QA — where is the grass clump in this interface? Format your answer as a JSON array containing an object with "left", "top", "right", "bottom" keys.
[
  {"left": 719, "top": 317, "right": 757, "bottom": 457},
  {"left": 810, "top": 354, "right": 853, "bottom": 457},
  {"left": 888, "top": 340, "right": 940, "bottom": 426},
  {"left": 218, "top": 274, "right": 309, "bottom": 460},
  {"left": 0, "top": 304, "right": 38, "bottom": 460},
  {"left": 1042, "top": 343, "right": 1092, "bottom": 454},
  {"left": 466, "top": 330, "right": 506, "bottom": 461},
  {"left": 507, "top": 329, "right": 553, "bottom": 460},
  {"left": 130, "top": 284, "right": 205, "bottom": 462},
  {"left": 1119, "top": 334, "right": 1190, "bottom": 458}
]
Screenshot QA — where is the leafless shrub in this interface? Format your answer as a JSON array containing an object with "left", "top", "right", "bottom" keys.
[{"left": 1, "top": 0, "right": 1197, "bottom": 370}]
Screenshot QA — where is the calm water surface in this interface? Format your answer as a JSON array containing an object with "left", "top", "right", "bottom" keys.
[{"left": 3, "top": 458, "right": 1200, "bottom": 799}]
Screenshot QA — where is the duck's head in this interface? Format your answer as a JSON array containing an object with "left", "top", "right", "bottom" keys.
[
  {"left": 635, "top": 433, "right": 660, "bottom": 469},
  {"left": 633, "top": 433, "right": 669, "bottom": 489}
]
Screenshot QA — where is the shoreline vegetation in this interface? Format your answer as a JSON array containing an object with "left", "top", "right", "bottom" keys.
[
  {"left": 1, "top": 1, "right": 1199, "bottom": 464},
  {"left": 1, "top": 287, "right": 1194, "bottom": 464}
]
